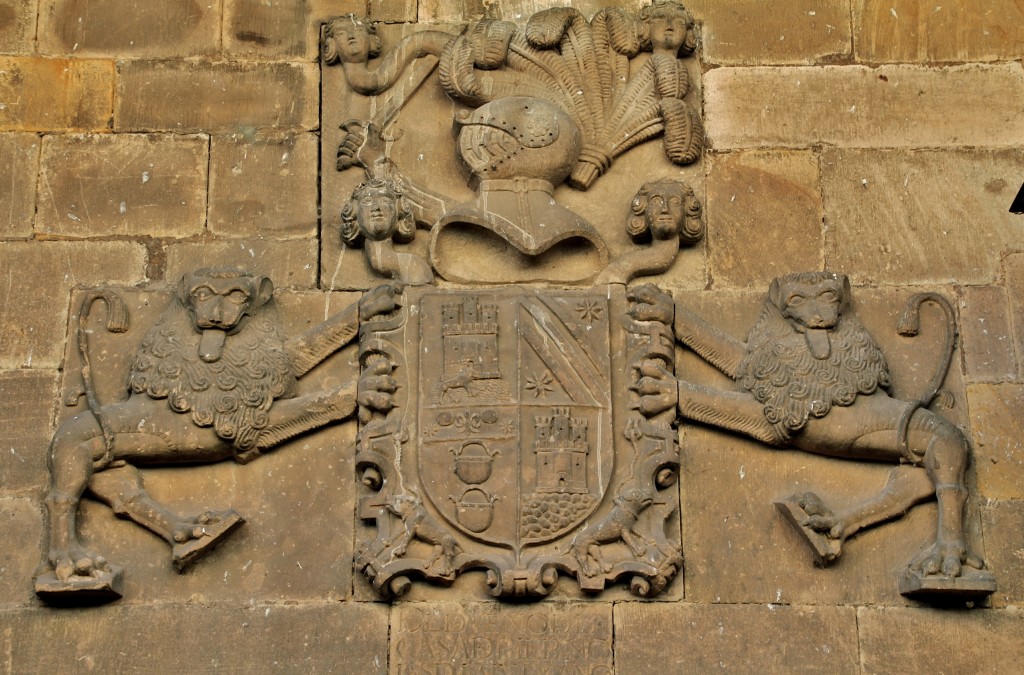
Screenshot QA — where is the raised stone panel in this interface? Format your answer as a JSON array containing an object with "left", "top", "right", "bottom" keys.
[
  {"left": 0, "top": 0, "right": 37, "bottom": 53},
  {"left": 163, "top": 238, "right": 319, "bottom": 288},
  {"left": 0, "top": 57, "right": 114, "bottom": 132},
  {"left": 968, "top": 384, "right": 1024, "bottom": 501},
  {"left": 705, "top": 64, "right": 1024, "bottom": 150},
  {"left": 854, "top": 0, "right": 1024, "bottom": 63},
  {"left": 209, "top": 133, "right": 318, "bottom": 238},
  {"left": 686, "top": 0, "right": 852, "bottom": 65},
  {"left": 0, "top": 241, "right": 147, "bottom": 369},
  {"left": 615, "top": 603, "right": 859, "bottom": 673},
  {"left": 705, "top": 150, "right": 823, "bottom": 289},
  {"left": 0, "top": 371, "right": 58, "bottom": 492},
  {"left": 115, "top": 61, "right": 319, "bottom": 133},
  {"left": 858, "top": 607, "right": 1024, "bottom": 672},
  {"left": 821, "top": 149, "right": 1024, "bottom": 285},
  {"left": 37, "top": 133, "right": 208, "bottom": 238},
  {"left": 38, "top": 0, "right": 220, "bottom": 57},
  {"left": 959, "top": 286, "right": 1017, "bottom": 383},
  {"left": 0, "top": 133, "right": 41, "bottom": 238},
  {"left": 0, "top": 603, "right": 389, "bottom": 672},
  {"left": 392, "top": 603, "right": 613, "bottom": 672}
]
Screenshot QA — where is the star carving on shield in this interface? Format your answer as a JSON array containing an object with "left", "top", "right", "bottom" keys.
[{"left": 524, "top": 370, "right": 556, "bottom": 398}]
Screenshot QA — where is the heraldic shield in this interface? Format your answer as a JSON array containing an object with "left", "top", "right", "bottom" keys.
[{"left": 355, "top": 284, "right": 682, "bottom": 598}]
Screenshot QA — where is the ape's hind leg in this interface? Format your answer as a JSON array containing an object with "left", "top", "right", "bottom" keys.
[{"left": 89, "top": 464, "right": 244, "bottom": 572}]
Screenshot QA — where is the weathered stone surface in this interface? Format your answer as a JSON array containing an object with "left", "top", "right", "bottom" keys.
[
  {"left": 706, "top": 150, "right": 823, "bottom": 289},
  {"left": 164, "top": 239, "right": 318, "bottom": 288},
  {"left": 0, "top": 133, "right": 40, "bottom": 238},
  {"left": 369, "top": 0, "right": 417, "bottom": 23},
  {"left": 37, "top": 133, "right": 207, "bottom": 238},
  {"left": 0, "top": 0, "right": 37, "bottom": 53},
  {"left": 854, "top": 0, "right": 1024, "bottom": 63},
  {"left": 54, "top": 289, "right": 361, "bottom": 602},
  {"left": 38, "top": 0, "right": 219, "bottom": 57},
  {"left": 1005, "top": 252, "right": 1024, "bottom": 382},
  {"left": 0, "top": 57, "right": 114, "bottom": 132},
  {"left": 676, "top": 287, "right": 978, "bottom": 605},
  {"left": 980, "top": 500, "right": 1024, "bottom": 608},
  {"left": 960, "top": 287, "right": 1017, "bottom": 383},
  {"left": 706, "top": 64, "right": 1024, "bottom": 150},
  {"left": 686, "top": 0, "right": 851, "bottom": 65},
  {"left": 0, "top": 371, "right": 58, "bottom": 492},
  {"left": 969, "top": 384, "right": 1024, "bottom": 500},
  {"left": 821, "top": 149, "right": 1024, "bottom": 285},
  {"left": 615, "top": 603, "right": 859, "bottom": 673},
  {"left": 225, "top": 0, "right": 306, "bottom": 59},
  {"left": 0, "top": 498, "right": 43, "bottom": 606},
  {"left": 392, "top": 603, "right": 612, "bottom": 673},
  {"left": 0, "top": 241, "right": 147, "bottom": 369},
  {"left": 859, "top": 606, "right": 1024, "bottom": 672},
  {"left": 1, "top": 603, "right": 389, "bottom": 671},
  {"left": 209, "top": 133, "right": 318, "bottom": 239},
  {"left": 116, "top": 61, "right": 318, "bottom": 133}
]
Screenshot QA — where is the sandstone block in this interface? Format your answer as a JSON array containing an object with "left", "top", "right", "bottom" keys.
[
  {"left": 855, "top": 0, "right": 1024, "bottom": 63},
  {"left": 858, "top": 606, "right": 1024, "bottom": 672},
  {"left": 392, "top": 603, "right": 612, "bottom": 673},
  {"left": 706, "top": 64, "right": 1024, "bottom": 150},
  {"left": 0, "top": 241, "right": 147, "bottom": 369},
  {"left": 0, "top": 371, "right": 58, "bottom": 492},
  {"left": 0, "top": 133, "right": 40, "bottom": 238},
  {"left": 37, "top": 133, "right": 208, "bottom": 238},
  {"left": 821, "top": 148, "right": 1024, "bottom": 285},
  {"left": 115, "top": 61, "right": 318, "bottom": 133},
  {"left": 209, "top": 133, "right": 318, "bottom": 239},
  {"left": 980, "top": 500, "right": 1024, "bottom": 607},
  {"left": 0, "top": 0, "right": 37, "bottom": 53},
  {"left": 1005, "top": 252, "right": 1024, "bottom": 382},
  {"left": 38, "top": 0, "right": 220, "bottom": 57},
  {"left": 615, "top": 603, "right": 859, "bottom": 673},
  {"left": 960, "top": 287, "right": 1017, "bottom": 383},
  {"left": 706, "top": 150, "right": 823, "bottom": 289},
  {"left": 225, "top": 0, "right": 308, "bottom": 59},
  {"left": 1, "top": 603, "right": 389, "bottom": 671},
  {"left": 163, "top": 239, "right": 318, "bottom": 288},
  {"left": 0, "top": 57, "right": 114, "bottom": 132},
  {"left": 969, "top": 384, "right": 1024, "bottom": 500},
  {"left": 0, "top": 498, "right": 43, "bottom": 606},
  {"left": 369, "top": 0, "right": 417, "bottom": 23},
  {"left": 686, "top": 0, "right": 851, "bottom": 64}
]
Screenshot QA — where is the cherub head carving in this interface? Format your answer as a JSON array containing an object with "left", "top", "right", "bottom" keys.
[
  {"left": 340, "top": 176, "right": 415, "bottom": 247},
  {"left": 626, "top": 178, "right": 704, "bottom": 245},
  {"left": 639, "top": 0, "right": 698, "bottom": 56},
  {"left": 323, "top": 14, "right": 382, "bottom": 65}
]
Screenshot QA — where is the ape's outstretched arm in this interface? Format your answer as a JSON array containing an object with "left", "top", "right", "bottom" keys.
[{"left": 674, "top": 306, "right": 746, "bottom": 379}]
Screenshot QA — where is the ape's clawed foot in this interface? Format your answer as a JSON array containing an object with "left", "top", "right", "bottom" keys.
[
  {"left": 170, "top": 510, "right": 245, "bottom": 572},
  {"left": 35, "top": 546, "right": 124, "bottom": 604},
  {"left": 774, "top": 494, "right": 842, "bottom": 566},
  {"left": 900, "top": 542, "right": 995, "bottom": 601}
]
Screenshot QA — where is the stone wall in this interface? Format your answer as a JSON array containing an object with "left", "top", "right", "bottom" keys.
[{"left": 1, "top": 0, "right": 1022, "bottom": 671}]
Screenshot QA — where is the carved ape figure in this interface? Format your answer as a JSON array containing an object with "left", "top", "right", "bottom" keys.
[
  {"left": 38, "top": 269, "right": 401, "bottom": 602},
  {"left": 632, "top": 272, "right": 992, "bottom": 597},
  {"left": 341, "top": 177, "right": 433, "bottom": 286}
]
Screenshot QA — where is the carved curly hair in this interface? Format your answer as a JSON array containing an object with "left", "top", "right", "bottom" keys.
[
  {"left": 638, "top": 0, "right": 698, "bottom": 56},
  {"left": 340, "top": 177, "right": 416, "bottom": 247},
  {"left": 323, "top": 15, "right": 382, "bottom": 65},
  {"left": 626, "top": 178, "right": 704, "bottom": 245}
]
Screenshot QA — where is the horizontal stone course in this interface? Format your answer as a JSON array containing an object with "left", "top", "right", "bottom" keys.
[
  {"left": 706, "top": 63, "right": 1024, "bottom": 150},
  {"left": 115, "top": 61, "right": 319, "bottom": 133},
  {"left": 960, "top": 286, "right": 1017, "bottom": 383},
  {"left": 0, "top": 57, "right": 114, "bottom": 132},
  {"left": 969, "top": 384, "right": 1024, "bottom": 500},
  {"left": 0, "top": 133, "right": 41, "bottom": 238},
  {"left": 37, "top": 0, "right": 220, "bottom": 57},
  {"left": 980, "top": 500, "right": 1024, "bottom": 608},
  {"left": 0, "top": 498, "right": 43, "bottom": 606},
  {"left": 0, "top": 0, "right": 37, "bottom": 53},
  {"left": 37, "top": 133, "right": 208, "bottom": 238},
  {"left": 164, "top": 238, "right": 318, "bottom": 288},
  {"left": 0, "top": 370, "right": 58, "bottom": 492}
]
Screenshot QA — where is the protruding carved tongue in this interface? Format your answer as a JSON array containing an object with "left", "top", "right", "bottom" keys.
[
  {"left": 199, "top": 329, "right": 226, "bottom": 363},
  {"left": 805, "top": 327, "right": 831, "bottom": 360}
]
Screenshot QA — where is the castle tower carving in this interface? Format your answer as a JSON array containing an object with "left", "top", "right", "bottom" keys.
[
  {"left": 534, "top": 407, "right": 590, "bottom": 494},
  {"left": 441, "top": 297, "right": 499, "bottom": 380}
]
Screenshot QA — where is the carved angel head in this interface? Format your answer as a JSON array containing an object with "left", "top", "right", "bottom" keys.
[
  {"left": 323, "top": 15, "right": 382, "bottom": 65},
  {"left": 341, "top": 177, "right": 415, "bottom": 247},
  {"left": 627, "top": 178, "right": 704, "bottom": 245},
  {"left": 639, "top": 0, "right": 698, "bottom": 56}
]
